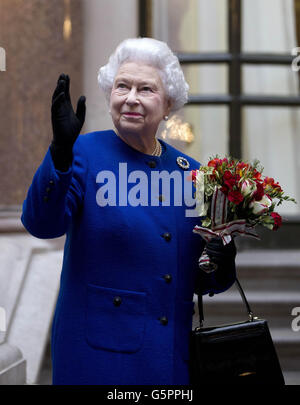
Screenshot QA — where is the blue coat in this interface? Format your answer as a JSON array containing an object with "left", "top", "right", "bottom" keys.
[{"left": 21, "top": 130, "right": 235, "bottom": 385}]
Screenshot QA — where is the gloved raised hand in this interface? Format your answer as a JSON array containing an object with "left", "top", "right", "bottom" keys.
[{"left": 50, "top": 73, "right": 86, "bottom": 171}]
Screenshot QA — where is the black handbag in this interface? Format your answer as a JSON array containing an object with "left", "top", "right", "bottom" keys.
[{"left": 189, "top": 278, "right": 285, "bottom": 385}]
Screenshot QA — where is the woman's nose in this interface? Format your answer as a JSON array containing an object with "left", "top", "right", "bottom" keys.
[{"left": 126, "top": 88, "right": 139, "bottom": 105}]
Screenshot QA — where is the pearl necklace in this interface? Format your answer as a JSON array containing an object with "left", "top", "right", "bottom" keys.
[
  {"left": 116, "top": 132, "right": 161, "bottom": 156},
  {"left": 151, "top": 138, "right": 162, "bottom": 156}
]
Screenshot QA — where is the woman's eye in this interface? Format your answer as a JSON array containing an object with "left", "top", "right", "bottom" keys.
[{"left": 117, "top": 83, "right": 127, "bottom": 89}]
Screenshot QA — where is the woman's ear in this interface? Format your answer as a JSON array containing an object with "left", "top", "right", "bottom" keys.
[{"left": 165, "top": 98, "right": 173, "bottom": 117}]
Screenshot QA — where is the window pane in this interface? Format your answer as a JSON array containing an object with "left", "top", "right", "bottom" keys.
[
  {"left": 183, "top": 64, "right": 228, "bottom": 95},
  {"left": 242, "top": 107, "right": 300, "bottom": 214},
  {"left": 242, "top": 0, "right": 296, "bottom": 53},
  {"left": 152, "top": 0, "right": 227, "bottom": 53},
  {"left": 243, "top": 65, "right": 299, "bottom": 96},
  {"left": 158, "top": 106, "right": 228, "bottom": 164}
]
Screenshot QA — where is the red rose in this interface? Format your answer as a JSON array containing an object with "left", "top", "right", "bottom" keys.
[
  {"left": 271, "top": 212, "right": 282, "bottom": 231},
  {"left": 253, "top": 182, "right": 264, "bottom": 201},
  {"left": 220, "top": 185, "right": 229, "bottom": 195},
  {"left": 223, "top": 170, "right": 236, "bottom": 190},
  {"left": 228, "top": 190, "right": 244, "bottom": 205},
  {"left": 224, "top": 171, "right": 241, "bottom": 191}
]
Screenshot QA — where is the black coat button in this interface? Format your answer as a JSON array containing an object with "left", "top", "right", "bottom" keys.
[
  {"left": 43, "top": 196, "right": 49, "bottom": 202},
  {"left": 163, "top": 274, "right": 172, "bottom": 283},
  {"left": 49, "top": 180, "right": 54, "bottom": 185},
  {"left": 113, "top": 296, "right": 122, "bottom": 306},
  {"left": 46, "top": 187, "right": 51, "bottom": 193},
  {"left": 147, "top": 160, "right": 156, "bottom": 168},
  {"left": 162, "top": 232, "right": 171, "bottom": 242},
  {"left": 159, "top": 316, "right": 168, "bottom": 326}
]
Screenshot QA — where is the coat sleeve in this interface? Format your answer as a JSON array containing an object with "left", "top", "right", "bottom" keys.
[{"left": 21, "top": 135, "right": 88, "bottom": 239}]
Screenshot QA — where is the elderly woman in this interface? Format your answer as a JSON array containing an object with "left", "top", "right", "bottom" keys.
[{"left": 21, "top": 37, "right": 236, "bottom": 385}]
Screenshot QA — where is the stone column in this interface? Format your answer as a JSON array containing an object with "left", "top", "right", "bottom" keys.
[
  {"left": 0, "top": 0, "right": 83, "bottom": 384},
  {"left": 0, "top": 0, "right": 83, "bottom": 208}
]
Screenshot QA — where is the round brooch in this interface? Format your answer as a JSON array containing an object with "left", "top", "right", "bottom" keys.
[{"left": 176, "top": 156, "right": 190, "bottom": 170}]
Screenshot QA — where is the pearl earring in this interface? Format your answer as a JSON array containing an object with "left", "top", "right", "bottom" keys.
[{"left": 164, "top": 115, "right": 169, "bottom": 121}]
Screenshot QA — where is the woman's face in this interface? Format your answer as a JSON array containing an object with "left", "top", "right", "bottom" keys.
[{"left": 110, "top": 61, "right": 171, "bottom": 139}]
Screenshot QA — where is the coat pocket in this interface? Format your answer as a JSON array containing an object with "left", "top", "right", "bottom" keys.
[{"left": 85, "top": 283, "right": 147, "bottom": 353}]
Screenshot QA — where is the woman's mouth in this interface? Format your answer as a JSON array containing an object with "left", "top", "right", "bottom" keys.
[{"left": 122, "top": 112, "right": 143, "bottom": 118}]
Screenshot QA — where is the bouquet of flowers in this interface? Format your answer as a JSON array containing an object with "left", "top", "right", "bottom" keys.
[{"left": 191, "top": 156, "right": 297, "bottom": 272}]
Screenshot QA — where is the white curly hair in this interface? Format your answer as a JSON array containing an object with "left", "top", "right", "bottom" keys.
[{"left": 97, "top": 37, "right": 189, "bottom": 112}]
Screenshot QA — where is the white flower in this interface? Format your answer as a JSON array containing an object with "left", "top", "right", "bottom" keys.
[
  {"left": 241, "top": 179, "right": 257, "bottom": 197},
  {"left": 249, "top": 195, "right": 272, "bottom": 215}
]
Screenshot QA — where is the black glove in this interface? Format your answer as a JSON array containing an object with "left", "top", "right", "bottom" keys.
[
  {"left": 206, "top": 237, "right": 236, "bottom": 266},
  {"left": 195, "top": 237, "right": 237, "bottom": 296},
  {"left": 50, "top": 73, "right": 86, "bottom": 172}
]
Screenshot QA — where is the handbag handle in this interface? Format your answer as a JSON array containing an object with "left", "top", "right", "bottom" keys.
[{"left": 197, "top": 277, "right": 255, "bottom": 328}]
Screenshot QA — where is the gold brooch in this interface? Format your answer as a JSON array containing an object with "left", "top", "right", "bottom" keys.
[{"left": 176, "top": 156, "right": 190, "bottom": 170}]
